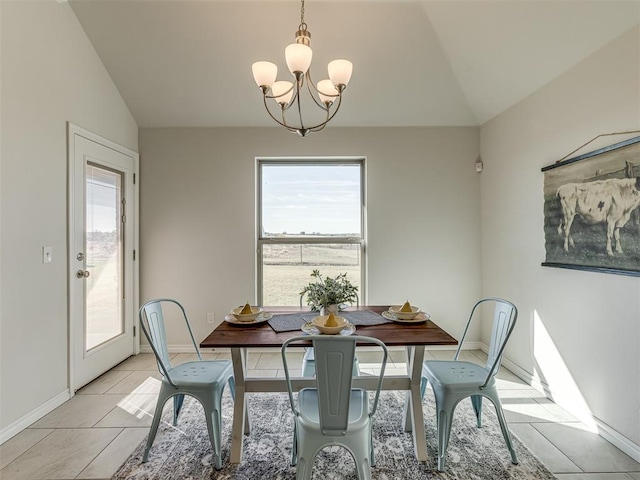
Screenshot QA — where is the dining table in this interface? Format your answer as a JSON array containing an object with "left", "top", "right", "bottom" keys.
[{"left": 199, "top": 305, "right": 458, "bottom": 464}]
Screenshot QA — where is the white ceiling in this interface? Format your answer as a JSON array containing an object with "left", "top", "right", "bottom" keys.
[{"left": 69, "top": 1, "right": 640, "bottom": 128}]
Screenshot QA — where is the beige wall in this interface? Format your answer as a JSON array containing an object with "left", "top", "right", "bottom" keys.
[
  {"left": 480, "top": 26, "right": 640, "bottom": 451},
  {"left": 0, "top": 1, "right": 138, "bottom": 435},
  {"left": 138, "top": 127, "right": 482, "bottom": 346}
]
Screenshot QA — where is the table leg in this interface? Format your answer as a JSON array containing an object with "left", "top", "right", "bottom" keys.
[
  {"left": 229, "top": 347, "right": 249, "bottom": 464},
  {"left": 403, "top": 345, "right": 428, "bottom": 462},
  {"left": 403, "top": 346, "right": 414, "bottom": 432}
]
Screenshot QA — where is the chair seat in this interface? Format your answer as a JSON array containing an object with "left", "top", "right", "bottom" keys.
[
  {"left": 297, "top": 388, "right": 369, "bottom": 433},
  {"left": 422, "top": 360, "right": 495, "bottom": 391},
  {"left": 166, "top": 360, "right": 233, "bottom": 389}
]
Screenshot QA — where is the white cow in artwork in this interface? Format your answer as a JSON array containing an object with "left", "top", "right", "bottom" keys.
[{"left": 556, "top": 177, "right": 640, "bottom": 256}]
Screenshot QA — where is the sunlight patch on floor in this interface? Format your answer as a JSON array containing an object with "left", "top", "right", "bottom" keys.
[{"left": 116, "top": 377, "right": 161, "bottom": 420}]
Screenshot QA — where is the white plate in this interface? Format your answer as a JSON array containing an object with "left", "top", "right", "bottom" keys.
[
  {"left": 382, "top": 310, "right": 430, "bottom": 323},
  {"left": 224, "top": 312, "right": 272, "bottom": 326},
  {"left": 301, "top": 321, "right": 355, "bottom": 336}
]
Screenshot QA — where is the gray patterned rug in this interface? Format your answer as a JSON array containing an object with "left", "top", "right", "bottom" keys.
[{"left": 112, "top": 390, "right": 557, "bottom": 479}]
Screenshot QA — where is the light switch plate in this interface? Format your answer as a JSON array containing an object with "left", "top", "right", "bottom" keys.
[{"left": 43, "top": 246, "right": 53, "bottom": 263}]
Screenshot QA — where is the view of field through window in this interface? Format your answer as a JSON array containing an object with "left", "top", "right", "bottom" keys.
[
  {"left": 262, "top": 244, "right": 361, "bottom": 306},
  {"left": 85, "top": 164, "right": 123, "bottom": 350},
  {"left": 259, "top": 161, "right": 363, "bottom": 306}
]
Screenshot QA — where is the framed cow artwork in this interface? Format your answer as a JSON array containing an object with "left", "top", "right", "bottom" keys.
[{"left": 542, "top": 135, "right": 640, "bottom": 276}]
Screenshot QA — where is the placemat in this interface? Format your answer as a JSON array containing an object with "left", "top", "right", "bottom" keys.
[
  {"left": 340, "top": 310, "right": 391, "bottom": 326},
  {"left": 268, "top": 310, "right": 390, "bottom": 333},
  {"left": 267, "top": 313, "right": 314, "bottom": 333}
]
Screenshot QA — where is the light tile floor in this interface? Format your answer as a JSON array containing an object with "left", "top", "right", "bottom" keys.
[{"left": 1, "top": 349, "right": 639, "bottom": 479}]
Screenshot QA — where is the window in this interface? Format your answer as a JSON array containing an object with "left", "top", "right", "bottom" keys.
[{"left": 257, "top": 158, "right": 365, "bottom": 306}]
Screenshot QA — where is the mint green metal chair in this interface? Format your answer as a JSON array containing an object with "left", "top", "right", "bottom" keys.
[
  {"left": 420, "top": 297, "right": 518, "bottom": 471},
  {"left": 139, "top": 299, "right": 234, "bottom": 469},
  {"left": 282, "top": 335, "right": 387, "bottom": 480}
]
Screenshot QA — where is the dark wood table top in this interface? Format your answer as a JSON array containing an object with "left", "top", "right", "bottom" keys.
[{"left": 200, "top": 306, "right": 457, "bottom": 349}]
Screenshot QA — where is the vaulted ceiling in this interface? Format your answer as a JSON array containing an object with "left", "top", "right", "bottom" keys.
[{"left": 69, "top": 1, "right": 640, "bottom": 128}]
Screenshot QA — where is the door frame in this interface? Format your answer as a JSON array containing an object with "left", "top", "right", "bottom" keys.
[{"left": 67, "top": 123, "right": 140, "bottom": 395}]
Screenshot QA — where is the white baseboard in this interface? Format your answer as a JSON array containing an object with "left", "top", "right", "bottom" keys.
[
  {"left": 140, "top": 344, "right": 200, "bottom": 354},
  {"left": 0, "top": 389, "right": 70, "bottom": 445},
  {"left": 480, "top": 343, "right": 640, "bottom": 463}
]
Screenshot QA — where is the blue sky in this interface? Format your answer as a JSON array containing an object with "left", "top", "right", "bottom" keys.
[{"left": 262, "top": 164, "right": 361, "bottom": 235}]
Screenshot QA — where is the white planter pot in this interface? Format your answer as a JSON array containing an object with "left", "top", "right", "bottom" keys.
[{"left": 320, "top": 304, "right": 340, "bottom": 316}]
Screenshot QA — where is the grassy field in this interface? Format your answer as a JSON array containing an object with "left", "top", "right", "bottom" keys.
[{"left": 262, "top": 244, "right": 361, "bottom": 306}]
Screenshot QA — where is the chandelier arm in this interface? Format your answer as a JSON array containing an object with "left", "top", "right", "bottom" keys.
[
  {"left": 304, "top": 71, "right": 334, "bottom": 110},
  {"left": 281, "top": 82, "right": 301, "bottom": 113},
  {"left": 307, "top": 99, "right": 334, "bottom": 133},
  {"left": 261, "top": 94, "right": 301, "bottom": 133},
  {"left": 307, "top": 92, "right": 343, "bottom": 132},
  {"left": 263, "top": 83, "right": 299, "bottom": 114},
  {"left": 264, "top": 84, "right": 295, "bottom": 101},
  {"left": 280, "top": 108, "right": 301, "bottom": 134},
  {"left": 294, "top": 79, "right": 306, "bottom": 132},
  {"left": 308, "top": 110, "right": 331, "bottom": 133}
]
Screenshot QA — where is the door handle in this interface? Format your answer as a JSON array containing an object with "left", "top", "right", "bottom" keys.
[{"left": 76, "top": 270, "right": 90, "bottom": 278}]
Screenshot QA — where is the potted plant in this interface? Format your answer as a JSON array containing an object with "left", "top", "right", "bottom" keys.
[{"left": 300, "top": 269, "right": 359, "bottom": 314}]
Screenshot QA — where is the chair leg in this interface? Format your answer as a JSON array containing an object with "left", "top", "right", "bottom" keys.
[
  {"left": 436, "top": 406, "right": 454, "bottom": 472},
  {"left": 369, "top": 428, "right": 375, "bottom": 467},
  {"left": 350, "top": 433, "right": 373, "bottom": 480},
  {"left": 295, "top": 456, "right": 312, "bottom": 480},
  {"left": 291, "top": 422, "right": 298, "bottom": 466},
  {"left": 420, "top": 377, "right": 428, "bottom": 399},
  {"left": 204, "top": 408, "right": 223, "bottom": 470},
  {"left": 490, "top": 395, "right": 519, "bottom": 465},
  {"left": 301, "top": 359, "right": 315, "bottom": 377},
  {"left": 471, "top": 395, "right": 483, "bottom": 428},
  {"left": 294, "top": 436, "right": 316, "bottom": 480},
  {"left": 173, "top": 394, "right": 185, "bottom": 426},
  {"left": 143, "top": 393, "right": 169, "bottom": 462},
  {"left": 228, "top": 376, "right": 236, "bottom": 400}
]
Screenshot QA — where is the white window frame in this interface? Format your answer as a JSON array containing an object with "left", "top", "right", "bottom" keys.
[{"left": 256, "top": 157, "right": 366, "bottom": 306}]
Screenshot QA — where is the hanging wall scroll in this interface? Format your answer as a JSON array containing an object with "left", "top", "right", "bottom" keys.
[{"left": 542, "top": 135, "right": 640, "bottom": 276}]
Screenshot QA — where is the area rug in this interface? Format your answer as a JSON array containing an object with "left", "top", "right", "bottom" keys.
[{"left": 112, "top": 390, "right": 557, "bottom": 480}]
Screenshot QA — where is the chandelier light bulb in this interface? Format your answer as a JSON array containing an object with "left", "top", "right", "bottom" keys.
[
  {"left": 252, "top": 61, "right": 278, "bottom": 88},
  {"left": 271, "top": 81, "right": 294, "bottom": 106},
  {"left": 285, "top": 43, "right": 313, "bottom": 76},
  {"left": 328, "top": 59, "right": 353, "bottom": 89},
  {"left": 317, "top": 79, "right": 338, "bottom": 105}
]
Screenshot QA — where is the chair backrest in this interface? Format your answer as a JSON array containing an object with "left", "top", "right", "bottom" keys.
[
  {"left": 282, "top": 335, "right": 387, "bottom": 435},
  {"left": 454, "top": 298, "right": 517, "bottom": 389},
  {"left": 139, "top": 298, "right": 201, "bottom": 387}
]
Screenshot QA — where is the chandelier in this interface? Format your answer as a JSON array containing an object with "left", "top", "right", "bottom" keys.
[{"left": 251, "top": 0, "right": 353, "bottom": 137}]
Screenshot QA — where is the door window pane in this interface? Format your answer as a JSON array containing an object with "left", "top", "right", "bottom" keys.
[{"left": 85, "top": 164, "right": 123, "bottom": 350}]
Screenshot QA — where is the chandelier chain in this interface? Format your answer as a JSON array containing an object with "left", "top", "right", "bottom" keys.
[{"left": 300, "top": 0, "right": 307, "bottom": 30}]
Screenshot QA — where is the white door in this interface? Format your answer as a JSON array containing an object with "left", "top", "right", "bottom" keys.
[{"left": 69, "top": 125, "right": 138, "bottom": 391}]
